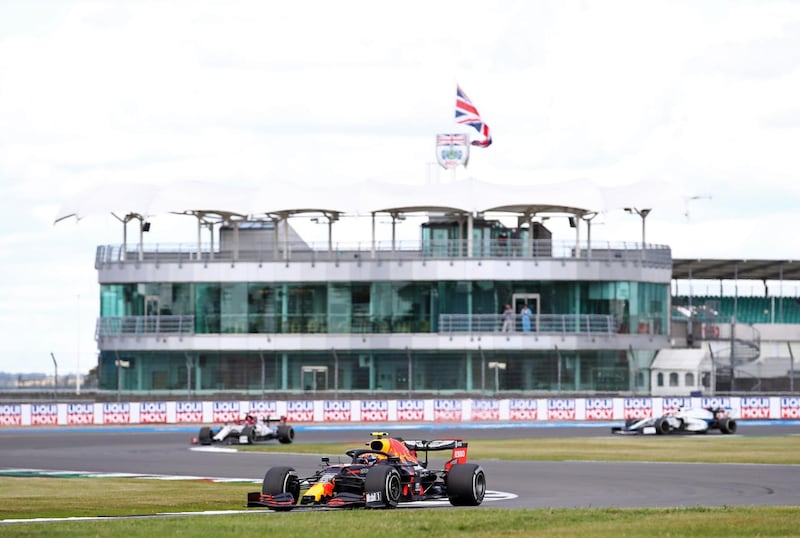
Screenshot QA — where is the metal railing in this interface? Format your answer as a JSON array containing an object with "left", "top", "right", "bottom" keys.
[
  {"left": 95, "top": 239, "right": 672, "bottom": 269},
  {"left": 437, "top": 314, "right": 619, "bottom": 335},
  {"left": 94, "top": 313, "right": 625, "bottom": 337},
  {"left": 95, "top": 316, "right": 195, "bottom": 338}
]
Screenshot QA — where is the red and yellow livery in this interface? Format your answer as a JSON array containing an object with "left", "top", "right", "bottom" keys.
[{"left": 247, "top": 432, "right": 485, "bottom": 510}]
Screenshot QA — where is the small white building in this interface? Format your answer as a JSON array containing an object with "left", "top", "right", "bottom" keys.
[{"left": 650, "top": 348, "right": 710, "bottom": 396}]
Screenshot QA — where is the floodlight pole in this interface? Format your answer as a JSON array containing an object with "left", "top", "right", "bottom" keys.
[
  {"left": 50, "top": 352, "right": 58, "bottom": 397},
  {"left": 624, "top": 207, "right": 651, "bottom": 246},
  {"left": 624, "top": 207, "right": 651, "bottom": 263}
]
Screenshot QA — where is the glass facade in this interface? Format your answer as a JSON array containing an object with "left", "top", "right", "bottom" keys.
[
  {"left": 99, "top": 280, "right": 668, "bottom": 336},
  {"left": 96, "top": 278, "right": 666, "bottom": 393},
  {"left": 98, "top": 349, "right": 637, "bottom": 394}
]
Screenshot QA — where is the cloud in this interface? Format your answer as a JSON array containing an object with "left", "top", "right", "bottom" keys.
[{"left": 1, "top": 0, "right": 800, "bottom": 373}]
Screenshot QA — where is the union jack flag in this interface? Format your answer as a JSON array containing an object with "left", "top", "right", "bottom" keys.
[
  {"left": 436, "top": 133, "right": 467, "bottom": 146},
  {"left": 455, "top": 85, "right": 492, "bottom": 147}
]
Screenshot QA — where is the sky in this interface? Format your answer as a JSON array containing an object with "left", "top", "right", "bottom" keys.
[{"left": 1, "top": 0, "right": 799, "bottom": 375}]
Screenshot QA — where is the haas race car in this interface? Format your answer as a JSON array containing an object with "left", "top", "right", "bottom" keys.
[
  {"left": 196, "top": 415, "right": 294, "bottom": 445},
  {"left": 247, "top": 432, "right": 486, "bottom": 510},
  {"left": 612, "top": 406, "right": 738, "bottom": 435}
]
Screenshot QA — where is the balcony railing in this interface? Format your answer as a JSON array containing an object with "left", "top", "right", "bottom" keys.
[
  {"left": 94, "top": 313, "right": 659, "bottom": 338},
  {"left": 438, "top": 314, "right": 618, "bottom": 335},
  {"left": 96, "top": 239, "right": 672, "bottom": 269},
  {"left": 95, "top": 315, "right": 195, "bottom": 338}
]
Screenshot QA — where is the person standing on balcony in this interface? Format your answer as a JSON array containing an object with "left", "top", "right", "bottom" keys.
[
  {"left": 520, "top": 303, "right": 532, "bottom": 332},
  {"left": 501, "top": 304, "right": 514, "bottom": 332}
]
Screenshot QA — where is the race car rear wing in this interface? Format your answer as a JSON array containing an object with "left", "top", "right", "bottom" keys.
[{"left": 403, "top": 439, "right": 469, "bottom": 470}]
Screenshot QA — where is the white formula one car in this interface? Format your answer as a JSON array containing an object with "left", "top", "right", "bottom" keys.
[
  {"left": 611, "top": 406, "right": 738, "bottom": 435},
  {"left": 196, "top": 415, "right": 295, "bottom": 445}
]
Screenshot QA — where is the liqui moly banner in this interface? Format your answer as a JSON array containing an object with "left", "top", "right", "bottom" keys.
[
  {"left": 286, "top": 400, "right": 314, "bottom": 422},
  {"left": 175, "top": 401, "right": 203, "bottom": 423},
  {"left": 780, "top": 397, "right": 800, "bottom": 419},
  {"left": 360, "top": 400, "right": 389, "bottom": 422},
  {"left": 701, "top": 396, "right": 732, "bottom": 410},
  {"left": 585, "top": 398, "right": 614, "bottom": 420},
  {"left": 739, "top": 397, "right": 771, "bottom": 419},
  {"left": 323, "top": 400, "right": 351, "bottom": 422},
  {"left": 30, "top": 403, "right": 58, "bottom": 426},
  {"left": 470, "top": 399, "right": 500, "bottom": 421},
  {"left": 0, "top": 404, "right": 22, "bottom": 426},
  {"left": 509, "top": 399, "right": 538, "bottom": 421},
  {"left": 396, "top": 399, "right": 425, "bottom": 421},
  {"left": 212, "top": 401, "right": 241, "bottom": 423},
  {"left": 661, "top": 397, "right": 693, "bottom": 414},
  {"left": 139, "top": 402, "right": 167, "bottom": 423},
  {"left": 623, "top": 398, "right": 653, "bottom": 419},
  {"left": 547, "top": 399, "right": 576, "bottom": 420},
  {"left": 11, "top": 396, "right": 800, "bottom": 427},
  {"left": 248, "top": 400, "right": 278, "bottom": 417},
  {"left": 434, "top": 399, "right": 462, "bottom": 421},
  {"left": 103, "top": 402, "right": 130, "bottom": 424},
  {"left": 67, "top": 403, "right": 94, "bottom": 425}
]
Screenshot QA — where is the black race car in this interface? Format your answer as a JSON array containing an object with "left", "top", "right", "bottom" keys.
[{"left": 247, "top": 432, "right": 486, "bottom": 510}]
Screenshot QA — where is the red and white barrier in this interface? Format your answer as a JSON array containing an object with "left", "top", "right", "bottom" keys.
[{"left": 1, "top": 396, "right": 798, "bottom": 427}]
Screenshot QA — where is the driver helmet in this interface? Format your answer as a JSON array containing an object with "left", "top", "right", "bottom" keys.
[
  {"left": 361, "top": 453, "right": 379, "bottom": 465},
  {"left": 245, "top": 414, "right": 256, "bottom": 424}
]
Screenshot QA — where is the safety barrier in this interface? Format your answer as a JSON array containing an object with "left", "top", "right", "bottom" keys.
[{"left": 1, "top": 396, "right": 798, "bottom": 427}]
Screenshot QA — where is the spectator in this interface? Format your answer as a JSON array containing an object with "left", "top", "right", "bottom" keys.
[
  {"left": 501, "top": 304, "right": 514, "bottom": 332},
  {"left": 520, "top": 303, "right": 532, "bottom": 332}
]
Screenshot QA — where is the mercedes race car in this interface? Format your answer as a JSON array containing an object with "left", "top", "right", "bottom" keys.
[
  {"left": 247, "top": 432, "right": 486, "bottom": 510},
  {"left": 196, "top": 415, "right": 295, "bottom": 445},
  {"left": 611, "top": 406, "right": 737, "bottom": 435}
]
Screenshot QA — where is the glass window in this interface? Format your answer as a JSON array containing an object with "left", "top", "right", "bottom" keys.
[
  {"left": 171, "top": 284, "right": 193, "bottom": 316},
  {"left": 328, "top": 283, "right": 351, "bottom": 333},
  {"left": 285, "top": 284, "right": 326, "bottom": 333},
  {"left": 100, "top": 284, "right": 127, "bottom": 317},
  {"left": 220, "top": 283, "right": 247, "bottom": 333},
  {"left": 248, "top": 284, "right": 276, "bottom": 332},
  {"left": 685, "top": 372, "right": 694, "bottom": 386},
  {"left": 669, "top": 372, "right": 679, "bottom": 387},
  {"left": 657, "top": 372, "right": 664, "bottom": 387},
  {"left": 351, "top": 284, "right": 370, "bottom": 333},
  {"left": 195, "top": 283, "right": 220, "bottom": 333}
]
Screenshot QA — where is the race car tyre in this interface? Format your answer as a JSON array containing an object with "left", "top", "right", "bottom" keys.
[
  {"left": 277, "top": 424, "right": 295, "bottom": 444},
  {"left": 719, "top": 417, "right": 737, "bottom": 434},
  {"left": 198, "top": 427, "right": 212, "bottom": 445},
  {"left": 262, "top": 466, "right": 301, "bottom": 511},
  {"left": 654, "top": 418, "right": 671, "bottom": 435},
  {"left": 241, "top": 426, "right": 256, "bottom": 444},
  {"left": 364, "top": 465, "right": 401, "bottom": 509},
  {"left": 446, "top": 463, "right": 486, "bottom": 506}
]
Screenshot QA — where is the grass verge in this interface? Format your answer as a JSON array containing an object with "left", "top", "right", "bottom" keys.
[
  {"left": 3, "top": 498, "right": 799, "bottom": 538},
  {"left": 239, "top": 434, "right": 800, "bottom": 464}
]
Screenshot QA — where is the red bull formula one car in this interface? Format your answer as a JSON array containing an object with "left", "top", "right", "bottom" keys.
[
  {"left": 196, "top": 415, "right": 294, "bottom": 445},
  {"left": 247, "top": 432, "right": 486, "bottom": 510}
]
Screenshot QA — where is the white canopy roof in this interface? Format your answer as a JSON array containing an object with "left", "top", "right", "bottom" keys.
[{"left": 54, "top": 177, "right": 687, "bottom": 224}]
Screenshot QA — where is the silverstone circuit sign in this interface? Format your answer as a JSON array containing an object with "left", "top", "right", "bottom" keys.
[{"left": 436, "top": 133, "right": 469, "bottom": 169}]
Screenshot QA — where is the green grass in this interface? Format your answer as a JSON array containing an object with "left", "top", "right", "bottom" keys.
[
  {"left": 240, "top": 434, "right": 800, "bottom": 464},
  {"left": 0, "top": 477, "right": 251, "bottom": 519},
  {"left": 3, "top": 499, "right": 800, "bottom": 538},
  {"left": 3, "top": 435, "right": 800, "bottom": 536}
]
